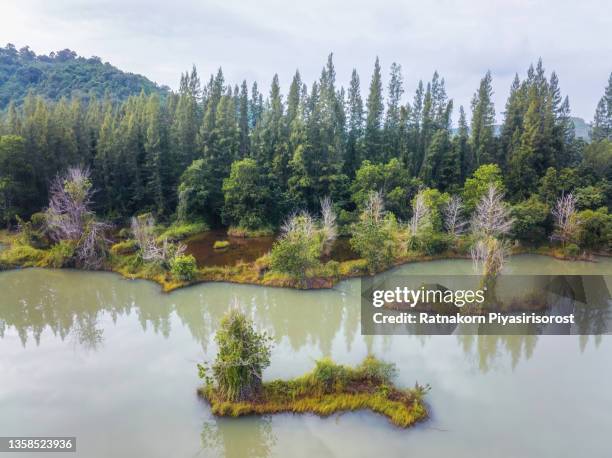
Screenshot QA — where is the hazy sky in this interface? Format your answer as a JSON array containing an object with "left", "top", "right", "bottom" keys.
[{"left": 1, "top": 0, "right": 610, "bottom": 121}]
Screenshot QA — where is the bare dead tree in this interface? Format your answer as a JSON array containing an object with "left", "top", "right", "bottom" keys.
[
  {"left": 319, "top": 196, "right": 337, "bottom": 255},
  {"left": 45, "top": 166, "right": 110, "bottom": 269},
  {"left": 131, "top": 214, "right": 185, "bottom": 264},
  {"left": 280, "top": 211, "right": 316, "bottom": 240},
  {"left": 471, "top": 237, "right": 508, "bottom": 279},
  {"left": 364, "top": 191, "right": 385, "bottom": 224},
  {"left": 46, "top": 167, "right": 94, "bottom": 242},
  {"left": 409, "top": 189, "right": 431, "bottom": 237},
  {"left": 551, "top": 193, "right": 579, "bottom": 247},
  {"left": 471, "top": 184, "right": 514, "bottom": 238},
  {"left": 443, "top": 195, "right": 467, "bottom": 236},
  {"left": 77, "top": 220, "right": 112, "bottom": 269}
]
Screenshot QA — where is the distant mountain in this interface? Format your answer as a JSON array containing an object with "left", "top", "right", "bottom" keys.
[
  {"left": 0, "top": 44, "right": 169, "bottom": 109},
  {"left": 570, "top": 117, "right": 591, "bottom": 140},
  {"left": 452, "top": 117, "right": 591, "bottom": 141}
]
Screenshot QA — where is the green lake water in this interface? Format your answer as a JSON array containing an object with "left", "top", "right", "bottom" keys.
[{"left": 1, "top": 255, "right": 611, "bottom": 457}]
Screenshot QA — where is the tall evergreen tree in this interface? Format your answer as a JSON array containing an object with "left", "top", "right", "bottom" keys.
[
  {"left": 238, "top": 80, "right": 250, "bottom": 157},
  {"left": 345, "top": 69, "right": 364, "bottom": 177},
  {"left": 470, "top": 70, "right": 496, "bottom": 165},
  {"left": 364, "top": 57, "right": 384, "bottom": 162},
  {"left": 592, "top": 73, "right": 612, "bottom": 141},
  {"left": 383, "top": 63, "right": 404, "bottom": 162}
]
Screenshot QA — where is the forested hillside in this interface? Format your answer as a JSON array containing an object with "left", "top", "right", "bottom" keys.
[
  {"left": 0, "top": 44, "right": 167, "bottom": 109},
  {"left": 0, "top": 54, "right": 610, "bottom": 252}
]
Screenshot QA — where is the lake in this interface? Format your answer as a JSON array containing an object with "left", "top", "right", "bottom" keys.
[{"left": 1, "top": 255, "right": 611, "bottom": 457}]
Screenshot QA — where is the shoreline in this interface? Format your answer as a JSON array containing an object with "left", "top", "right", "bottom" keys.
[{"left": 0, "top": 239, "right": 604, "bottom": 293}]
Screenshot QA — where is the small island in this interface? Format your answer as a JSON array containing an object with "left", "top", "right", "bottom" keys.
[{"left": 196, "top": 309, "right": 429, "bottom": 428}]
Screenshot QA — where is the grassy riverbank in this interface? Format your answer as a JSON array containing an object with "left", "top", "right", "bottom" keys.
[
  {"left": 197, "top": 356, "right": 429, "bottom": 428},
  {"left": 0, "top": 228, "right": 601, "bottom": 292}
]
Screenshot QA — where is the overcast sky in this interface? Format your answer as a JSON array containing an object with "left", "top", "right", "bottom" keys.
[{"left": 2, "top": 0, "right": 610, "bottom": 122}]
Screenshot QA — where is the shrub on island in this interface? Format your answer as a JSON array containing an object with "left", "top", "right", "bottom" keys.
[{"left": 197, "top": 309, "right": 429, "bottom": 428}]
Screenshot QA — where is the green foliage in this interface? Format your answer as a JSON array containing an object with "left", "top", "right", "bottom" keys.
[
  {"left": 582, "top": 140, "right": 612, "bottom": 180},
  {"left": 158, "top": 221, "right": 208, "bottom": 242},
  {"left": 222, "top": 158, "right": 271, "bottom": 229},
  {"left": 575, "top": 186, "right": 605, "bottom": 210},
  {"left": 42, "top": 240, "right": 76, "bottom": 268},
  {"left": 414, "top": 231, "right": 450, "bottom": 255},
  {"left": 0, "top": 44, "right": 166, "bottom": 109},
  {"left": 350, "top": 202, "right": 398, "bottom": 273},
  {"left": 270, "top": 218, "right": 320, "bottom": 279},
  {"left": 575, "top": 208, "right": 612, "bottom": 251},
  {"left": 564, "top": 243, "right": 580, "bottom": 257},
  {"left": 213, "top": 240, "right": 230, "bottom": 250},
  {"left": 227, "top": 226, "right": 274, "bottom": 238},
  {"left": 0, "top": 243, "right": 45, "bottom": 266},
  {"left": 198, "top": 355, "right": 426, "bottom": 429},
  {"left": 110, "top": 240, "right": 138, "bottom": 255},
  {"left": 511, "top": 198, "right": 551, "bottom": 245},
  {"left": 462, "top": 164, "right": 504, "bottom": 210},
  {"left": 351, "top": 159, "right": 418, "bottom": 219},
  {"left": 170, "top": 254, "right": 197, "bottom": 280},
  {"left": 418, "top": 188, "right": 450, "bottom": 231},
  {"left": 200, "top": 308, "right": 273, "bottom": 402},
  {"left": 0, "top": 53, "right": 609, "bottom": 253},
  {"left": 0, "top": 135, "right": 37, "bottom": 224}
]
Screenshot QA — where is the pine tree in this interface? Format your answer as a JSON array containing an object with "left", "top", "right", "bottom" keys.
[
  {"left": 454, "top": 105, "right": 473, "bottom": 181},
  {"left": 345, "top": 69, "right": 364, "bottom": 177},
  {"left": 383, "top": 62, "right": 403, "bottom": 162},
  {"left": 238, "top": 80, "right": 250, "bottom": 157},
  {"left": 592, "top": 73, "right": 612, "bottom": 141},
  {"left": 364, "top": 57, "right": 384, "bottom": 162},
  {"left": 470, "top": 70, "right": 496, "bottom": 165}
]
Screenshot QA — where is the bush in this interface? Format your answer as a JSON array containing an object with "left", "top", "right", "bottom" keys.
[
  {"left": 0, "top": 244, "right": 45, "bottom": 266},
  {"left": 110, "top": 239, "right": 138, "bottom": 255},
  {"left": 270, "top": 235, "right": 319, "bottom": 279},
  {"left": 43, "top": 240, "right": 76, "bottom": 268},
  {"left": 564, "top": 243, "right": 580, "bottom": 258},
  {"left": 227, "top": 226, "right": 274, "bottom": 238},
  {"left": 350, "top": 213, "right": 398, "bottom": 273},
  {"left": 213, "top": 240, "right": 230, "bottom": 250},
  {"left": 199, "top": 309, "right": 273, "bottom": 402},
  {"left": 170, "top": 254, "right": 197, "bottom": 280},
  {"left": 510, "top": 198, "right": 550, "bottom": 245},
  {"left": 415, "top": 232, "right": 450, "bottom": 255},
  {"left": 357, "top": 355, "right": 397, "bottom": 384},
  {"left": 576, "top": 208, "right": 612, "bottom": 251},
  {"left": 158, "top": 221, "right": 208, "bottom": 242},
  {"left": 270, "top": 214, "right": 323, "bottom": 279},
  {"left": 310, "top": 358, "right": 349, "bottom": 392}
]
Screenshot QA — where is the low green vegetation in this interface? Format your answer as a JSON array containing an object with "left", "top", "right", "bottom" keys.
[
  {"left": 213, "top": 240, "right": 230, "bottom": 250},
  {"left": 158, "top": 221, "right": 209, "bottom": 242},
  {"left": 170, "top": 254, "right": 197, "bottom": 280},
  {"left": 227, "top": 226, "right": 274, "bottom": 238},
  {"left": 197, "top": 309, "right": 429, "bottom": 428}
]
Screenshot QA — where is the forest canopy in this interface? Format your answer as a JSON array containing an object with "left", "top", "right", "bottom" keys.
[
  {"left": 0, "top": 44, "right": 167, "bottom": 109},
  {"left": 0, "top": 50, "right": 610, "bottom": 255}
]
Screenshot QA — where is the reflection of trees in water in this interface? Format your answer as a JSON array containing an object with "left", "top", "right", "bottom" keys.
[
  {"left": 0, "top": 271, "right": 363, "bottom": 357},
  {"left": 199, "top": 415, "right": 276, "bottom": 458},
  {"left": 4, "top": 270, "right": 605, "bottom": 363},
  {"left": 457, "top": 334, "right": 538, "bottom": 372}
]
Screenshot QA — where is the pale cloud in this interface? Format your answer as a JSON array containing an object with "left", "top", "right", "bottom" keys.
[{"left": 1, "top": 0, "right": 610, "bottom": 121}]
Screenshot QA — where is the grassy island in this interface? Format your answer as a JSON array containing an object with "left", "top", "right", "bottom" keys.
[
  {"left": 196, "top": 309, "right": 429, "bottom": 428},
  {"left": 198, "top": 356, "right": 429, "bottom": 428}
]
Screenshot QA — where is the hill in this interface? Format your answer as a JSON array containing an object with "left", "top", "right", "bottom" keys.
[
  {"left": 452, "top": 117, "right": 591, "bottom": 141},
  {"left": 0, "top": 44, "right": 168, "bottom": 109}
]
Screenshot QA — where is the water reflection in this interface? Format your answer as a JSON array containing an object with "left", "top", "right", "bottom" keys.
[
  {"left": 0, "top": 258, "right": 609, "bottom": 372},
  {"left": 199, "top": 416, "right": 276, "bottom": 458}
]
